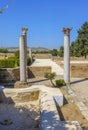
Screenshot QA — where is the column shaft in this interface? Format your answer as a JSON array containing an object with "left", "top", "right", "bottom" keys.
[
  {"left": 20, "top": 35, "right": 27, "bottom": 82},
  {"left": 62, "top": 28, "right": 72, "bottom": 84},
  {"left": 64, "top": 34, "right": 70, "bottom": 84}
]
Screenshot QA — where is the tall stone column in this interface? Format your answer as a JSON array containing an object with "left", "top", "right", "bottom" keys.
[
  {"left": 62, "top": 28, "right": 72, "bottom": 84},
  {"left": 20, "top": 28, "right": 28, "bottom": 83},
  {"left": 29, "top": 48, "right": 32, "bottom": 63}
]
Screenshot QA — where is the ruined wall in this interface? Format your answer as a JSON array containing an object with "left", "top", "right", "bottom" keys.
[
  {"left": 0, "top": 66, "right": 51, "bottom": 83},
  {"left": 0, "top": 68, "right": 20, "bottom": 83},
  {"left": 71, "top": 64, "right": 88, "bottom": 78},
  {"left": 27, "top": 66, "right": 51, "bottom": 78}
]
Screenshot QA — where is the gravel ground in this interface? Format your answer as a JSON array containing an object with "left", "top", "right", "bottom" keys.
[
  {"left": 70, "top": 78, "right": 88, "bottom": 108},
  {"left": 0, "top": 101, "right": 40, "bottom": 130}
]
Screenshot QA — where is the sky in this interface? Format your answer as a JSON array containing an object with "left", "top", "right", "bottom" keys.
[{"left": 0, "top": 0, "right": 88, "bottom": 49}]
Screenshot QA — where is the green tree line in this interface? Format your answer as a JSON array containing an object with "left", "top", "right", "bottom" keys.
[
  {"left": 0, "top": 48, "right": 8, "bottom": 53},
  {"left": 50, "top": 22, "right": 88, "bottom": 59}
]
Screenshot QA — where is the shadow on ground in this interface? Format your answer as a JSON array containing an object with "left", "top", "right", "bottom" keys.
[{"left": 70, "top": 78, "right": 88, "bottom": 85}]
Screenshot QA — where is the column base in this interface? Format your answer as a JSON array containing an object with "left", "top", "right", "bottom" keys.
[
  {"left": 20, "top": 81, "right": 27, "bottom": 85},
  {"left": 14, "top": 81, "right": 28, "bottom": 88}
]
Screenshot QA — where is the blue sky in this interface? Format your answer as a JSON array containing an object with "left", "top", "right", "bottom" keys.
[{"left": 0, "top": 0, "right": 88, "bottom": 49}]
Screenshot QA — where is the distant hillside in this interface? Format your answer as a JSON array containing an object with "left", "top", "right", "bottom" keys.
[
  {"left": 31, "top": 47, "right": 49, "bottom": 51},
  {"left": 4, "top": 47, "right": 50, "bottom": 52}
]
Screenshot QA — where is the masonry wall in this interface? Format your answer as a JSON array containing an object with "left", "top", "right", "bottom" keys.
[
  {"left": 0, "top": 66, "right": 51, "bottom": 83},
  {"left": 27, "top": 66, "right": 51, "bottom": 78},
  {"left": 0, "top": 68, "right": 20, "bottom": 83},
  {"left": 71, "top": 64, "right": 88, "bottom": 78},
  {"left": 54, "top": 61, "right": 88, "bottom": 78}
]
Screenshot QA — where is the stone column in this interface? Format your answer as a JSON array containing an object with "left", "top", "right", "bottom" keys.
[
  {"left": 20, "top": 28, "right": 28, "bottom": 83},
  {"left": 62, "top": 28, "right": 72, "bottom": 84},
  {"left": 29, "top": 48, "right": 32, "bottom": 63}
]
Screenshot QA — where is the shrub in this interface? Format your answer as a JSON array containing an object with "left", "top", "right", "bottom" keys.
[
  {"left": 8, "top": 56, "right": 19, "bottom": 67},
  {"left": 0, "top": 53, "right": 31, "bottom": 68},
  {"left": 27, "top": 56, "right": 31, "bottom": 65},
  {"left": 0, "top": 48, "right": 8, "bottom": 53},
  {"left": 55, "top": 79, "right": 66, "bottom": 87},
  {"left": 44, "top": 72, "right": 56, "bottom": 87},
  {"left": 0, "top": 59, "right": 15, "bottom": 68},
  {"left": 44, "top": 72, "right": 56, "bottom": 80}
]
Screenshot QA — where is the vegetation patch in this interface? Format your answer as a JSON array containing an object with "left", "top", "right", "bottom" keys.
[
  {"left": 55, "top": 79, "right": 66, "bottom": 87},
  {"left": 0, "top": 50, "right": 31, "bottom": 68}
]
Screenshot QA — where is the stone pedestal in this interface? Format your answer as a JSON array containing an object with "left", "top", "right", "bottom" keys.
[
  {"left": 20, "top": 28, "right": 28, "bottom": 83},
  {"left": 62, "top": 28, "right": 72, "bottom": 84}
]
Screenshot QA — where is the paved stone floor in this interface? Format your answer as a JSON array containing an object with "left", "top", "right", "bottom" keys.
[
  {"left": 31, "top": 59, "right": 64, "bottom": 75},
  {"left": 70, "top": 78, "right": 88, "bottom": 108},
  {"left": 0, "top": 101, "right": 40, "bottom": 130}
]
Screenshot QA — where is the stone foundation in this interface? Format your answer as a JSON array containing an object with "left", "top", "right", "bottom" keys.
[
  {"left": 71, "top": 64, "right": 88, "bottom": 78},
  {"left": 0, "top": 66, "right": 51, "bottom": 83},
  {"left": 27, "top": 66, "right": 51, "bottom": 78}
]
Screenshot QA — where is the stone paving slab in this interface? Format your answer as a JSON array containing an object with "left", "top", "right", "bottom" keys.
[
  {"left": 31, "top": 59, "right": 64, "bottom": 75},
  {"left": 1, "top": 85, "right": 82, "bottom": 130},
  {"left": 70, "top": 78, "right": 88, "bottom": 121},
  {"left": 65, "top": 81, "right": 88, "bottom": 122},
  {"left": 76, "top": 102, "right": 88, "bottom": 121},
  {"left": 40, "top": 86, "right": 82, "bottom": 130},
  {"left": 31, "top": 85, "right": 63, "bottom": 106}
]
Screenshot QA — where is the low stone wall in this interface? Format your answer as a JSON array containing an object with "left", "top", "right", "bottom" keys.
[
  {"left": 0, "top": 66, "right": 51, "bottom": 83},
  {"left": 71, "top": 64, "right": 88, "bottom": 78},
  {"left": 1, "top": 88, "right": 39, "bottom": 103},
  {"left": 27, "top": 66, "right": 51, "bottom": 78},
  {"left": 0, "top": 68, "right": 20, "bottom": 83},
  {"left": 55, "top": 61, "right": 88, "bottom": 78}
]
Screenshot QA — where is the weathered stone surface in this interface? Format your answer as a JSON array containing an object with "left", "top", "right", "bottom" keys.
[
  {"left": 3, "top": 88, "right": 39, "bottom": 103},
  {"left": 71, "top": 64, "right": 88, "bottom": 78},
  {"left": 0, "top": 68, "right": 20, "bottom": 83},
  {"left": 0, "top": 85, "right": 82, "bottom": 129},
  {"left": 27, "top": 66, "right": 51, "bottom": 78},
  {"left": 39, "top": 85, "right": 82, "bottom": 130},
  {"left": 0, "top": 66, "right": 51, "bottom": 83}
]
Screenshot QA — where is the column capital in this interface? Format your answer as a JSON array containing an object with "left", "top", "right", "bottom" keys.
[
  {"left": 62, "top": 27, "right": 72, "bottom": 36},
  {"left": 22, "top": 28, "right": 28, "bottom": 35}
]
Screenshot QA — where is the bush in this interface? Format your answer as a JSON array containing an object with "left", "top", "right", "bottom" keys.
[
  {"left": 27, "top": 56, "right": 31, "bottom": 65},
  {"left": 0, "top": 48, "right": 8, "bottom": 53},
  {"left": 8, "top": 56, "right": 19, "bottom": 67},
  {"left": 44, "top": 72, "right": 56, "bottom": 87},
  {"left": 0, "top": 59, "right": 16, "bottom": 68},
  {"left": 44, "top": 72, "right": 56, "bottom": 80},
  {"left": 55, "top": 79, "right": 66, "bottom": 87},
  {"left": 0, "top": 53, "right": 31, "bottom": 68}
]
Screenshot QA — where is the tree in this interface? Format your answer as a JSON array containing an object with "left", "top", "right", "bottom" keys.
[
  {"left": 70, "top": 22, "right": 88, "bottom": 58},
  {"left": 14, "top": 50, "right": 19, "bottom": 59},
  {"left": 77, "top": 22, "right": 88, "bottom": 59},
  {"left": 58, "top": 46, "right": 64, "bottom": 57},
  {"left": 44, "top": 72, "right": 56, "bottom": 87},
  {"left": 0, "top": 48, "right": 8, "bottom": 53},
  {"left": 50, "top": 49, "right": 58, "bottom": 56},
  {"left": 70, "top": 41, "right": 81, "bottom": 57}
]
